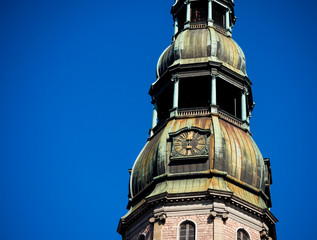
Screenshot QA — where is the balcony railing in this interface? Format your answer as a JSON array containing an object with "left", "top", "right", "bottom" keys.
[
  {"left": 178, "top": 107, "right": 210, "bottom": 117},
  {"left": 190, "top": 22, "right": 207, "bottom": 29},
  {"left": 153, "top": 108, "right": 244, "bottom": 137},
  {"left": 213, "top": 24, "right": 227, "bottom": 35},
  {"left": 218, "top": 109, "right": 243, "bottom": 127}
]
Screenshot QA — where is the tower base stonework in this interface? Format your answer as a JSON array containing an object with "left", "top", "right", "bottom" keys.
[{"left": 119, "top": 197, "right": 276, "bottom": 240}]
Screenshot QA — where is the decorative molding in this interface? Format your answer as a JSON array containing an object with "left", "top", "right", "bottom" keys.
[
  {"left": 120, "top": 192, "right": 277, "bottom": 236},
  {"left": 149, "top": 213, "right": 167, "bottom": 225},
  {"left": 260, "top": 229, "right": 273, "bottom": 240},
  {"left": 218, "top": 73, "right": 243, "bottom": 89},
  {"left": 171, "top": 74, "right": 179, "bottom": 82},
  {"left": 209, "top": 210, "right": 229, "bottom": 222},
  {"left": 178, "top": 70, "right": 211, "bottom": 78}
]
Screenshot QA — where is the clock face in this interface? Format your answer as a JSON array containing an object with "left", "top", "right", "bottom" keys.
[{"left": 173, "top": 130, "right": 207, "bottom": 156}]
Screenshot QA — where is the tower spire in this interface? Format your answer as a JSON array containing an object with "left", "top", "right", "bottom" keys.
[{"left": 118, "top": 1, "right": 277, "bottom": 240}]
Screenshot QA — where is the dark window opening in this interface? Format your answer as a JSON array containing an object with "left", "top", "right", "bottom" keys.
[
  {"left": 213, "top": 2, "right": 226, "bottom": 28},
  {"left": 179, "top": 221, "right": 195, "bottom": 240},
  {"left": 217, "top": 79, "right": 242, "bottom": 119},
  {"left": 179, "top": 77, "right": 211, "bottom": 109},
  {"left": 191, "top": 2, "right": 207, "bottom": 23},
  {"left": 177, "top": 6, "right": 186, "bottom": 32},
  {"left": 156, "top": 84, "right": 173, "bottom": 123},
  {"left": 138, "top": 235, "right": 145, "bottom": 240},
  {"left": 237, "top": 229, "right": 250, "bottom": 240}
]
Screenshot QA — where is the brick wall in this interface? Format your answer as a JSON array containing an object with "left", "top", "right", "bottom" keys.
[
  {"left": 161, "top": 214, "right": 213, "bottom": 240},
  {"left": 128, "top": 213, "right": 261, "bottom": 240},
  {"left": 224, "top": 218, "right": 261, "bottom": 240}
]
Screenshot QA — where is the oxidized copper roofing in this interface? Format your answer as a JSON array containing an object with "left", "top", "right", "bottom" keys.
[
  {"left": 156, "top": 27, "right": 246, "bottom": 78},
  {"left": 130, "top": 115, "right": 268, "bottom": 210},
  {"left": 215, "top": 118, "right": 264, "bottom": 190}
]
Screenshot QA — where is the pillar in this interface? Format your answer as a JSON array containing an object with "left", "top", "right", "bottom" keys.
[
  {"left": 173, "top": 77, "right": 179, "bottom": 107},
  {"left": 211, "top": 75, "right": 216, "bottom": 105},
  {"left": 185, "top": 0, "right": 191, "bottom": 25},
  {"left": 174, "top": 17, "right": 178, "bottom": 38},
  {"left": 208, "top": 0, "right": 213, "bottom": 26},
  {"left": 241, "top": 90, "right": 247, "bottom": 122},
  {"left": 153, "top": 221, "right": 163, "bottom": 240},
  {"left": 211, "top": 74, "right": 217, "bottom": 113},
  {"left": 226, "top": 10, "right": 230, "bottom": 31},
  {"left": 213, "top": 217, "right": 224, "bottom": 240},
  {"left": 171, "top": 75, "right": 179, "bottom": 117},
  {"left": 151, "top": 102, "right": 158, "bottom": 136}
]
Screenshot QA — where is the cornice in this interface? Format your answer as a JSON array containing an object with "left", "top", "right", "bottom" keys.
[{"left": 119, "top": 190, "right": 277, "bottom": 236}]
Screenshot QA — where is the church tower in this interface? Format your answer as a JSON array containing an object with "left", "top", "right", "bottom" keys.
[{"left": 118, "top": 1, "right": 277, "bottom": 239}]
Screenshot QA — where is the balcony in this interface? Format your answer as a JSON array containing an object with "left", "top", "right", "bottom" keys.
[
  {"left": 190, "top": 22, "right": 207, "bottom": 29},
  {"left": 178, "top": 107, "right": 210, "bottom": 117},
  {"left": 218, "top": 109, "right": 243, "bottom": 127}
]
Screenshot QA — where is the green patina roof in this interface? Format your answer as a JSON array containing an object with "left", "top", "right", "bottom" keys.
[{"left": 129, "top": 116, "right": 270, "bottom": 211}]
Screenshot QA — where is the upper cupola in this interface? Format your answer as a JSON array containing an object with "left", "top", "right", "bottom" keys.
[
  {"left": 171, "top": 0, "right": 235, "bottom": 37},
  {"left": 156, "top": 27, "right": 246, "bottom": 79},
  {"left": 150, "top": 0, "right": 253, "bottom": 131},
  {"left": 156, "top": 0, "right": 242, "bottom": 80}
]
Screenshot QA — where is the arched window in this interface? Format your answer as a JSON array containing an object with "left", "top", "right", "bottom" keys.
[
  {"left": 179, "top": 221, "right": 195, "bottom": 240},
  {"left": 237, "top": 229, "right": 250, "bottom": 240}
]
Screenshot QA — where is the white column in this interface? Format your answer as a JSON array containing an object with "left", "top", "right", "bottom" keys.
[
  {"left": 186, "top": 0, "right": 191, "bottom": 23},
  {"left": 226, "top": 10, "right": 230, "bottom": 30},
  {"left": 173, "top": 78, "right": 179, "bottom": 109},
  {"left": 170, "top": 76, "right": 179, "bottom": 117},
  {"left": 211, "top": 75, "right": 217, "bottom": 106},
  {"left": 211, "top": 74, "right": 217, "bottom": 113},
  {"left": 174, "top": 17, "right": 178, "bottom": 37},
  {"left": 151, "top": 102, "right": 158, "bottom": 130},
  {"left": 241, "top": 90, "right": 247, "bottom": 122},
  {"left": 208, "top": 0, "right": 213, "bottom": 22}
]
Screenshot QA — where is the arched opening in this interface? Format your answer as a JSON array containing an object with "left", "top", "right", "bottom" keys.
[
  {"left": 156, "top": 83, "right": 173, "bottom": 123},
  {"left": 237, "top": 229, "right": 250, "bottom": 240},
  {"left": 191, "top": 1, "right": 207, "bottom": 24},
  {"left": 176, "top": 5, "right": 186, "bottom": 32},
  {"left": 217, "top": 79, "right": 242, "bottom": 119},
  {"left": 179, "top": 221, "right": 195, "bottom": 240},
  {"left": 179, "top": 77, "right": 211, "bottom": 110},
  {"left": 213, "top": 2, "right": 227, "bottom": 28}
]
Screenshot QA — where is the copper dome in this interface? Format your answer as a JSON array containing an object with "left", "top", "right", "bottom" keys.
[
  {"left": 129, "top": 116, "right": 270, "bottom": 209},
  {"left": 156, "top": 28, "right": 247, "bottom": 78}
]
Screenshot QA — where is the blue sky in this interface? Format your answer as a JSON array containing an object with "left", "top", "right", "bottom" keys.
[{"left": 1, "top": 0, "right": 317, "bottom": 239}]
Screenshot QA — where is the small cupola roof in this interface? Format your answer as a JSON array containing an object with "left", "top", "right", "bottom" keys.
[{"left": 156, "top": 28, "right": 246, "bottom": 79}]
